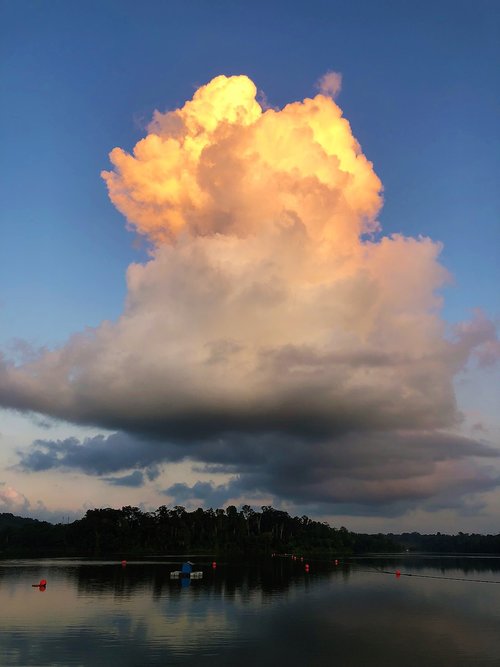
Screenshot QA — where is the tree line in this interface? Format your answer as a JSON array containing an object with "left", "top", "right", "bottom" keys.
[
  {"left": 0, "top": 505, "right": 398, "bottom": 556},
  {"left": 394, "top": 531, "right": 500, "bottom": 554},
  {"left": 1, "top": 507, "right": 499, "bottom": 557}
]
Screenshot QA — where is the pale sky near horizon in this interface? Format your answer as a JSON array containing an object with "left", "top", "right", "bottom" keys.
[{"left": 0, "top": 0, "right": 499, "bottom": 532}]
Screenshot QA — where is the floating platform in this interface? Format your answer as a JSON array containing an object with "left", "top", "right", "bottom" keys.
[{"left": 170, "top": 571, "right": 203, "bottom": 579}]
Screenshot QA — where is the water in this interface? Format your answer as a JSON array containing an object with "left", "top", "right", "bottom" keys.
[{"left": 1, "top": 555, "right": 500, "bottom": 666}]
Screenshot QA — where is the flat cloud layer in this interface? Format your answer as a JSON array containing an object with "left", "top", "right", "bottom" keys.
[
  {"left": 1, "top": 75, "right": 498, "bottom": 514},
  {"left": 16, "top": 429, "right": 500, "bottom": 515}
]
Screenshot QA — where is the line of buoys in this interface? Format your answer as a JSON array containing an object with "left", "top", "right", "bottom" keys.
[
  {"left": 371, "top": 568, "right": 500, "bottom": 585},
  {"left": 272, "top": 556, "right": 500, "bottom": 586},
  {"left": 351, "top": 564, "right": 500, "bottom": 585}
]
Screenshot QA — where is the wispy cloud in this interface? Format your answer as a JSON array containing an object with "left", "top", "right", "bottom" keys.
[{"left": 316, "top": 70, "right": 342, "bottom": 98}]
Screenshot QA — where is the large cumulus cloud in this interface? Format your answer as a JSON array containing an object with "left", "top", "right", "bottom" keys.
[{"left": 1, "top": 75, "right": 498, "bottom": 513}]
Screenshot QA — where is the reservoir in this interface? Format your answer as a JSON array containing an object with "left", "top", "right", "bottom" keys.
[{"left": 1, "top": 555, "right": 499, "bottom": 666}]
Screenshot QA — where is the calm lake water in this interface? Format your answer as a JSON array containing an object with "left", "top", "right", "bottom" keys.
[{"left": 1, "top": 555, "right": 500, "bottom": 666}]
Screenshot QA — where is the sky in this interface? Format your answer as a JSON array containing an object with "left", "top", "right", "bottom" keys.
[{"left": 0, "top": 0, "right": 499, "bottom": 532}]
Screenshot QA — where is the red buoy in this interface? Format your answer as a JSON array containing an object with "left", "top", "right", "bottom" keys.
[
  {"left": 212, "top": 561, "right": 217, "bottom": 568},
  {"left": 39, "top": 579, "right": 47, "bottom": 586},
  {"left": 121, "top": 560, "right": 127, "bottom": 567},
  {"left": 305, "top": 564, "right": 310, "bottom": 572},
  {"left": 334, "top": 559, "right": 339, "bottom": 566},
  {"left": 395, "top": 570, "right": 401, "bottom": 577}
]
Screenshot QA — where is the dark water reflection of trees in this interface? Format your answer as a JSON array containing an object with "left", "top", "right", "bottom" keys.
[
  {"left": 52, "top": 554, "right": 500, "bottom": 599},
  {"left": 69, "top": 557, "right": 327, "bottom": 599}
]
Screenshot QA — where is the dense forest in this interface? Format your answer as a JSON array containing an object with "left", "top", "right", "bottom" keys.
[
  {"left": 395, "top": 531, "right": 500, "bottom": 554},
  {"left": 1, "top": 507, "right": 499, "bottom": 557},
  {"left": 0, "top": 505, "right": 398, "bottom": 556}
]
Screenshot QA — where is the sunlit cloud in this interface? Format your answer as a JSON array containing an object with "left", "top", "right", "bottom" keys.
[
  {"left": 0, "top": 481, "right": 81, "bottom": 522},
  {"left": 0, "top": 483, "right": 30, "bottom": 514}
]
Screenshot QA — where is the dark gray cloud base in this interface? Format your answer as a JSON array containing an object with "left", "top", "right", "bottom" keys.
[{"left": 15, "top": 428, "right": 500, "bottom": 515}]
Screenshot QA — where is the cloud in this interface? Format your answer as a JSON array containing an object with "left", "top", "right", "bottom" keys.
[
  {"left": 0, "top": 483, "right": 30, "bottom": 514},
  {"left": 1, "top": 74, "right": 499, "bottom": 515},
  {"left": 15, "top": 433, "right": 170, "bottom": 475},
  {"left": 102, "top": 470, "right": 144, "bottom": 487},
  {"left": 15, "top": 428, "right": 500, "bottom": 515},
  {"left": 316, "top": 71, "right": 342, "bottom": 98},
  {"left": 0, "top": 482, "right": 80, "bottom": 523},
  {"left": 102, "top": 72, "right": 380, "bottom": 245},
  {"left": 163, "top": 480, "right": 242, "bottom": 508}
]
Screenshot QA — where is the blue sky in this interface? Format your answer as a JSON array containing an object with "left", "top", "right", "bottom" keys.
[{"left": 0, "top": 0, "right": 498, "bottom": 530}]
